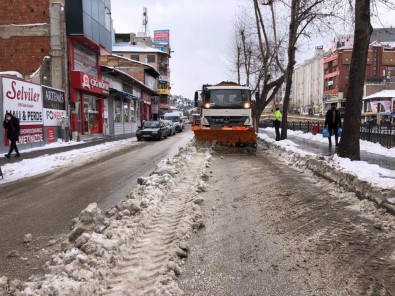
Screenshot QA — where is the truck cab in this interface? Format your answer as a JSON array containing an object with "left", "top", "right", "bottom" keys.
[{"left": 195, "top": 83, "right": 253, "bottom": 128}]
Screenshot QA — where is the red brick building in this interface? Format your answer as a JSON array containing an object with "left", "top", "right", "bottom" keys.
[
  {"left": 0, "top": 0, "right": 51, "bottom": 79},
  {"left": 323, "top": 41, "right": 395, "bottom": 115}
]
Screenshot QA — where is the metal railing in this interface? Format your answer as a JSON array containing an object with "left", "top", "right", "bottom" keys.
[{"left": 259, "top": 120, "right": 395, "bottom": 148}]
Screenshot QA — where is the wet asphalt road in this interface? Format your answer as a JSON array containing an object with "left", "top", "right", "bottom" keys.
[{"left": 0, "top": 130, "right": 193, "bottom": 280}]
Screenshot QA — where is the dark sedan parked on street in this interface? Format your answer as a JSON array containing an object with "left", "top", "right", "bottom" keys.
[
  {"left": 162, "top": 120, "right": 176, "bottom": 136},
  {"left": 136, "top": 121, "right": 168, "bottom": 141}
]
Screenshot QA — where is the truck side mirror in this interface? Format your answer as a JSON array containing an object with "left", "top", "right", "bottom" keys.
[{"left": 194, "top": 91, "right": 198, "bottom": 107}]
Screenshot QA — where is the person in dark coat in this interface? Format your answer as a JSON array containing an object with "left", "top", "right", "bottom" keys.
[
  {"left": 3, "top": 112, "right": 21, "bottom": 158},
  {"left": 324, "top": 104, "right": 342, "bottom": 147}
]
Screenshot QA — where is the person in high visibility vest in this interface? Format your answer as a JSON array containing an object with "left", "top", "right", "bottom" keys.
[{"left": 273, "top": 107, "right": 282, "bottom": 141}]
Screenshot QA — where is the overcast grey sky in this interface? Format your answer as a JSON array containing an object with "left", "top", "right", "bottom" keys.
[{"left": 111, "top": 0, "right": 395, "bottom": 100}]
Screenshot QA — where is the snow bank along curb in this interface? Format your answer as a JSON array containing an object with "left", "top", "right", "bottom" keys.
[
  {"left": 0, "top": 143, "right": 211, "bottom": 295},
  {"left": 259, "top": 138, "right": 395, "bottom": 214}
]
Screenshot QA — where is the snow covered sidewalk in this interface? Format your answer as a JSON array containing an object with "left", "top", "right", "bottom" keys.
[{"left": 258, "top": 128, "right": 395, "bottom": 212}]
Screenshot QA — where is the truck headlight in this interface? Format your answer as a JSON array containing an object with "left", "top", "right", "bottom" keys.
[
  {"left": 244, "top": 102, "right": 251, "bottom": 108},
  {"left": 204, "top": 103, "right": 211, "bottom": 108}
]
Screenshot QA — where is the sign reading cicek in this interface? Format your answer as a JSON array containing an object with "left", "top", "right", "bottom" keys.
[{"left": 70, "top": 71, "right": 109, "bottom": 95}]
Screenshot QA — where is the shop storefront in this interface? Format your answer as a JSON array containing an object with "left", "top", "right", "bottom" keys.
[
  {"left": 1, "top": 76, "right": 67, "bottom": 153},
  {"left": 69, "top": 71, "right": 109, "bottom": 139},
  {"left": 363, "top": 90, "right": 395, "bottom": 124},
  {"left": 113, "top": 90, "right": 140, "bottom": 135}
]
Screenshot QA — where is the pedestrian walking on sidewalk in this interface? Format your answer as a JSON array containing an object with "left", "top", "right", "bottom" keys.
[
  {"left": 274, "top": 108, "right": 282, "bottom": 141},
  {"left": 324, "top": 104, "right": 342, "bottom": 147},
  {"left": 3, "top": 112, "right": 21, "bottom": 158}
]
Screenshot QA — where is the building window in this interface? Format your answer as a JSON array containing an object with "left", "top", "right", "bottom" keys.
[
  {"left": 130, "top": 55, "right": 139, "bottom": 61},
  {"left": 147, "top": 55, "right": 156, "bottom": 63},
  {"left": 74, "top": 42, "right": 98, "bottom": 76}
]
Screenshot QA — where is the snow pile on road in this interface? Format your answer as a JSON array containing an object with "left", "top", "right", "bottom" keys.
[
  {"left": 258, "top": 134, "right": 395, "bottom": 207},
  {"left": 0, "top": 144, "right": 210, "bottom": 295}
]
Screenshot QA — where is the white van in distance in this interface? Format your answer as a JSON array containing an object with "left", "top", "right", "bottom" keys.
[{"left": 163, "top": 111, "right": 184, "bottom": 132}]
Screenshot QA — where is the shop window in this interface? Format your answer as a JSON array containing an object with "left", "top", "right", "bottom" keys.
[
  {"left": 114, "top": 98, "right": 122, "bottom": 123},
  {"left": 135, "top": 101, "right": 141, "bottom": 123},
  {"left": 130, "top": 101, "right": 136, "bottom": 123},
  {"left": 124, "top": 102, "right": 130, "bottom": 122},
  {"left": 74, "top": 42, "right": 98, "bottom": 76}
]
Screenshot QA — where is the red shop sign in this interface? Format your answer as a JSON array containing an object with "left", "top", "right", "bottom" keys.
[{"left": 70, "top": 71, "right": 109, "bottom": 95}]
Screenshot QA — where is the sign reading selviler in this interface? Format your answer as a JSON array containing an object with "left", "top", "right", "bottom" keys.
[
  {"left": 2, "top": 77, "right": 42, "bottom": 122},
  {"left": 1, "top": 76, "right": 44, "bottom": 144}
]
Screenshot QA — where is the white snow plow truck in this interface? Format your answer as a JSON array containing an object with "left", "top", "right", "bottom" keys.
[{"left": 192, "top": 81, "right": 256, "bottom": 147}]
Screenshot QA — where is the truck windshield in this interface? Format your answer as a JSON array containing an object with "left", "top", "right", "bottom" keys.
[
  {"left": 164, "top": 116, "right": 180, "bottom": 122},
  {"left": 208, "top": 89, "right": 250, "bottom": 109}
]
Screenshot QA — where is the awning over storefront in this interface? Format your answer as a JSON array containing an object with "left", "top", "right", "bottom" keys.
[
  {"left": 364, "top": 90, "right": 395, "bottom": 100},
  {"left": 110, "top": 88, "right": 141, "bottom": 101}
]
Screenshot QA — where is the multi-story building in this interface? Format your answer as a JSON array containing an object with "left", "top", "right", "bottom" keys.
[
  {"left": 65, "top": 0, "right": 113, "bottom": 140},
  {"left": 0, "top": 0, "right": 70, "bottom": 153},
  {"left": 113, "top": 31, "right": 172, "bottom": 118},
  {"left": 323, "top": 38, "right": 395, "bottom": 115},
  {"left": 0, "top": 0, "right": 159, "bottom": 154},
  {"left": 0, "top": 0, "right": 66, "bottom": 89},
  {"left": 292, "top": 46, "right": 325, "bottom": 115},
  {"left": 100, "top": 54, "right": 159, "bottom": 126}
]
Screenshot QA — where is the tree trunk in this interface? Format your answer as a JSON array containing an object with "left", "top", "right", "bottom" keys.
[
  {"left": 337, "top": 0, "right": 372, "bottom": 160},
  {"left": 280, "top": 0, "right": 298, "bottom": 140}
]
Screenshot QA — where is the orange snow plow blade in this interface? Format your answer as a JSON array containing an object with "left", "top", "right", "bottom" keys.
[{"left": 193, "top": 126, "right": 257, "bottom": 147}]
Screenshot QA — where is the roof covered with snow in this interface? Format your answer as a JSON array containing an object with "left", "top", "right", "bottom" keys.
[
  {"left": 112, "top": 44, "right": 167, "bottom": 54},
  {"left": 364, "top": 89, "right": 395, "bottom": 100},
  {"left": 0, "top": 71, "right": 23, "bottom": 79}
]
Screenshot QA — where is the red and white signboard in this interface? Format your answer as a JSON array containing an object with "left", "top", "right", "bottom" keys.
[
  {"left": 70, "top": 71, "right": 110, "bottom": 95},
  {"left": 154, "top": 30, "right": 170, "bottom": 44},
  {"left": 47, "top": 127, "right": 56, "bottom": 143},
  {"left": 2, "top": 77, "right": 43, "bottom": 124},
  {"left": 18, "top": 125, "right": 44, "bottom": 144}
]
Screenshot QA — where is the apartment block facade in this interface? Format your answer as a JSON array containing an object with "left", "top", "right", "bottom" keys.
[{"left": 292, "top": 46, "right": 325, "bottom": 115}]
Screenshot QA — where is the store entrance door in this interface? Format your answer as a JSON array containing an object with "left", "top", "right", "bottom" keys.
[{"left": 83, "top": 95, "right": 100, "bottom": 134}]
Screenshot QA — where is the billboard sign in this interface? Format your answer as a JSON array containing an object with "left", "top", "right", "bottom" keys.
[
  {"left": 154, "top": 30, "right": 170, "bottom": 44},
  {"left": 2, "top": 77, "right": 43, "bottom": 124},
  {"left": 42, "top": 86, "right": 67, "bottom": 126},
  {"left": 331, "top": 35, "right": 354, "bottom": 52}
]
